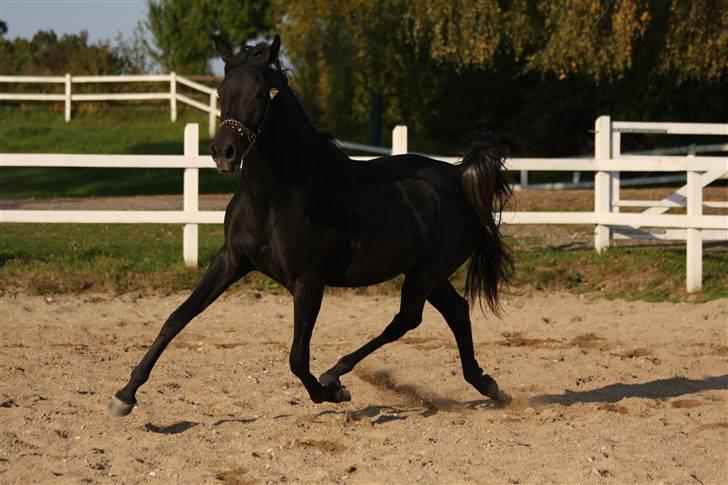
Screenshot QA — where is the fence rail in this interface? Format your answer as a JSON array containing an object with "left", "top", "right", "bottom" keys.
[
  {"left": 0, "top": 73, "right": 392, "bottom": 155},
  {"left": 0, "top": 73, "right": 222, "bottom": 138},
  {"left": 1, "top": 119, "right": 726, "bottom": 292}
]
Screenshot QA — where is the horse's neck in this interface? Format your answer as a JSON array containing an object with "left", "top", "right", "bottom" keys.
[
  {"left": 249, "top": 99, "right": 351, "bottom": 189},
  {"left": 235, "top": 106, "right": 354, "bottom": 230}
]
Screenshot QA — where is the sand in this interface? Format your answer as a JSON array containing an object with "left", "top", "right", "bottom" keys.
[{"left": 1, "top": 291, "right": 726, "bottom": 484}]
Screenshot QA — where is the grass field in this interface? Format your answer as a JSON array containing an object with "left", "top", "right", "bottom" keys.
[
  {"left": 1, "top": 223, "right": 726, "bottom": 302},
  {"left": 0, "top": 106, "right": 237, "bottom": 197},
  {"left": 1, "top": 106, "right": 726, "bottom": 302}
]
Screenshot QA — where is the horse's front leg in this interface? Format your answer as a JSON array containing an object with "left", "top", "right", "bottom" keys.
[
  {"left": 108, "top": 247, "right": 252, "bottom": 416},
  {"left": 289, "top": 277, "right": 351, "bottom": 404}
]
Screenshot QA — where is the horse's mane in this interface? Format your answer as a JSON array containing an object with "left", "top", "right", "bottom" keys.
[
  {"left": 266, "top": 64, "right": 354, "bottom": 228},
  {"left": 269, "top": 64, "right": 341, "bottom": 150}
]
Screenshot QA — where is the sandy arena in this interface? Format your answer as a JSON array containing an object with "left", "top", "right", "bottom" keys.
[{"left": 1, "top": 291, "right": 726, "bottom": 484}]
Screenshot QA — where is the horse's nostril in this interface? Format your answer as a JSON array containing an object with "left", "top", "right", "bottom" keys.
[
  {"left": 224, "top": 145, "right": 235, "bottom": 160},
  {"left": 210, "top": 144, "right": 218, "bottom": 159}
]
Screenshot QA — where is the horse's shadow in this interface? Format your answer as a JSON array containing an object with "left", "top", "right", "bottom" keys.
[
  {"left": 143, "top": 420, "right": 199, "bottom": 434},
  {"left": 531, "top": 375, "right": 728, "bottom": 407},
  {"left": 342, "top": 375, "right": 727, "bottom": 419}
]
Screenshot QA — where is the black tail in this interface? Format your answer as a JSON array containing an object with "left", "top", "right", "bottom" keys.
[{"left": 459, "top": 132, "right": 513, "bottom": 316}]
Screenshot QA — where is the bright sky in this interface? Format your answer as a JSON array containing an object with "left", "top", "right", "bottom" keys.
[{"left": 0, "top": 0, "right": 147, "bottom": 43}]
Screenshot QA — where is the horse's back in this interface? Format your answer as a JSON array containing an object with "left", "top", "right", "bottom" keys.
[{"left": 328, "top": 154, "right": 478, "bottom": 286}]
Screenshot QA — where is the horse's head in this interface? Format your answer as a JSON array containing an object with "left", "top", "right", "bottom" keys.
[{"left": 211, "top": 35, "right": 282, "bottom": 172}]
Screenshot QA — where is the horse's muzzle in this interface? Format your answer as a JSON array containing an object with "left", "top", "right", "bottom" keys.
[
  {"left": 211, "top": 142, "right": 239, "bottom": 173},
  {"left": 215, "top": 161, "right": 238, "bottom": 173}
]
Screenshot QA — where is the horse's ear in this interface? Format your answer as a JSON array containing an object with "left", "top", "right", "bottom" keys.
[
  {"left": 247, "top": 35, "right": 281, "bottom": 66},
  {"left": 212, "top": 35, "right": 236, "bottom": 64},
  {"left": 268, "top": 34, "right": 281, "bottom": 64}
]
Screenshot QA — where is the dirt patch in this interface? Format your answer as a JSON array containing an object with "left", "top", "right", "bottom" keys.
[
  {"left": 215, "top": 466, "right": 253, "bottom": 485},
  {"left": 670, "top": 399, "right": 703, "bottom": 409},
  {"left": 293, "top": 439, "right": 346, "bottom": 454},
  {"left": 597, "top": 403, "right": 630, "bottom": 414},
  {"left": 695, "top": 422, "right": 728, "bottom": 432},
  {"left": 398, "top": 335, "right": 454, "bottom": 351},
  {"left": 0, "top": 292, "right": 726, "bottom": 483},
  {"left": 710, "top": 345, "right": 728, "bottom": 357},
  {"left": 569, "top": 333, "right": 610, "bottom": 350},
  {"left": 613, "top": 348, "right": 652, "bottom": 359},
  {"left": 496, "top": 331, "right": 562, "bottom": 348}
]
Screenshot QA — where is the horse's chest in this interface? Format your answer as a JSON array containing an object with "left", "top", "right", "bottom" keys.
[{"left": 228, "top": 204, "right": 314, "bottom": 285}]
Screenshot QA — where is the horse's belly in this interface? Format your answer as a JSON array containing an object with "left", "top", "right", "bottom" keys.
[{"left": 327, "top": 223, "right": 422, "bottom": 287}]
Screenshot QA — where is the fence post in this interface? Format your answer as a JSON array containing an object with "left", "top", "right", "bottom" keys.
[
  {"left": 520, "top": 170, "right": 529, "bottom": 188},
  {"left": 594, "top": 115, "right": 611, "bottom": 252},
  {"left": 170, "top": 72, "right": 177, "bottom": 122},
  {"left": 64, "top": 73, "right": 72, "bottom": 122},
  {"left": 183, "top": 123, "right": 199, "bottom": 267},
  {"left": 610, "top": 130, "right": 621, "bottom": 214},
  {"left": 686, "top": 147, "right": 702, "bottom": 292},
  {"left": 392, "top": 125, "right": 407, "bottom": 155},
  {"left": 208, "top": 92, "right": 217, "bottom": 139}
]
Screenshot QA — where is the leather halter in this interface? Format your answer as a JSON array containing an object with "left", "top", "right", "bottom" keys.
[{"left": 219, "top": 96, "right": 271, "bottom": 168}]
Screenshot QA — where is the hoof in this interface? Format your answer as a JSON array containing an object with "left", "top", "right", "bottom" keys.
[
  {"left": 491, "top": 389, "right": 512, "bottom": 407},
  {"left": 107, "top": 396, "right": 135, "bottom": 417},
  {"left": 318, "top": 372, "right": 339, "bottom": 388},
  {"left": 333, "top": 386, "right": 351, "bottom": 403},
  {"left": 486, "top": 382, "right": 512, "bottom": 407},
  {"left": 319, "top": 375, "right": 352, "bottom": 403}
]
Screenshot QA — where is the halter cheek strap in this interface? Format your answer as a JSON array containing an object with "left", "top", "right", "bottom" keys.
[{"left": 219, "top": 88, "right": 278, "bottom": 169}]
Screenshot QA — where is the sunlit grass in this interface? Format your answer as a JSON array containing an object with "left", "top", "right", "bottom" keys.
[{"left": 1, "top": 224, "right": 725, "bottom": 302}]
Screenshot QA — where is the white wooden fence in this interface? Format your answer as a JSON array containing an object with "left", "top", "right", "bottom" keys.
[
  {"left": 1, "top": 119, "right": 726, "bottom": 292},
  {"left": 0, "top": 73, "right": 222, "bottom": 138},
  {"left": 0, "top": 73, "right": 419, "bottom": 155}
]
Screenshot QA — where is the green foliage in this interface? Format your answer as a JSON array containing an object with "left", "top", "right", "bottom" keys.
[
  {"left": 278, "top": 0, "right": 727, "bottom": 154},
  {"left": 114, "top": 22, "right": 154, "bottom": 74},
  {"left": 660, "top": 0, "right": 728, "bottom": 82},
  {"left": 0, "top": 30, "right": 124, "bottom": 75},
  {"left": 146, "top": 0, "right": 275, "bottom": 74},
  {"left": 280, "top": 0, "right": 450, "bottom": 143}
]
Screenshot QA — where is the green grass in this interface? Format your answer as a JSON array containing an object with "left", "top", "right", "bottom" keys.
[
  {"left": 1, "top": 224, "right": 726, "bottom": 302},
  {"left": 0, "top": 224, "right": 279, "bottom": 294},
  {"left": 1, "top": 106, "right": 726, "bottom": 302},
  {"left": 510, "top": 243, "right": 728, "bottom": 302},
  {"left": 0, "top": 106, "right": 237, "bottom": 197}
]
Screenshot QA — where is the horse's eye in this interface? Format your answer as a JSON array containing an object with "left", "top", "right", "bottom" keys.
[{"left": 256, "top": 90, "right": 267, "bottom": 99}]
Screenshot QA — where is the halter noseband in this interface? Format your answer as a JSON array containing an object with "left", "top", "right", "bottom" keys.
[
  {"left": 219, "top": 87, "right": 279, "bottom": 168},
  {"left": 220, "top": 97, "right": 271, "bottom": 168}
]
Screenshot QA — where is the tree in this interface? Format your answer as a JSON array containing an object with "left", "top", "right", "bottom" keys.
[
  {"left": 280, "top": 0, "right": 441, "bottom": 144},
  {"left": 277, "top": 0, "right": 727, "bottom": 154},
  {"left": 405, "top": 0, "right": 727, "bottom": 83},
  {"left": 0, "top": 29, "right": 124, "bottom": 75},
  {"left": 145, "top": 0, "right": 275, "bottom": 74},
  {"left": 115, "top": 21, "right": 154, "bottom": 74}
]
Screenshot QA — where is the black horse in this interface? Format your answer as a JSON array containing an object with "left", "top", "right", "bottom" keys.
[{"left": 108, "top": 35, "right": 513, "bottom": 417}]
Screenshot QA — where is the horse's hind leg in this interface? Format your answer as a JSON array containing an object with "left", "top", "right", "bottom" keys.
[
  {"left": 319, "top": 277, "right": 427, "bottom": 389},
  {"left": 427, "top": 280, "right": 511, "bottom": 406},
  {"left": 108, "top": 248, "right": 251, "bottom": 416}
]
